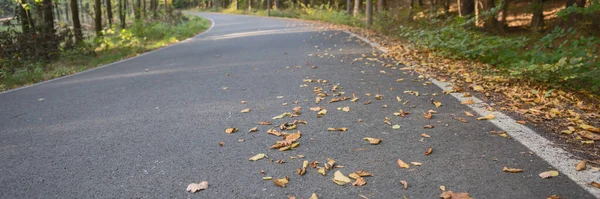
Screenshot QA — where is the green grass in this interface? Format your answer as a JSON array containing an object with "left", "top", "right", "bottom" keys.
[{"left": 0, "top": 16, "right": 210, "bottom": 91}]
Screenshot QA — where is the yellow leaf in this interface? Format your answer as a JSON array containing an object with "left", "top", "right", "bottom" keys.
[
  {"left": 273, "top": 112, "right": 293, "bottom": 119},
  {"left": 576, "top": 160, "right": 587, "bottom": 171},
  {"left": 424, "top": 146, "right": 433, "bottom": 155},
  {"left": 333, "top": 171, "right": 352, "bottom": 186},
  {"left": 421, "top": 133, "right": 431, "bottom": 138},
  {"left": 502, "top": 167, "right": 523, "bottom": 173},
  {"left": 225, "top": 128, "right": 238, "bottom": 134},
  {"left": 538, "top": 170, "right": 559, "bottom": 179},
  {"left": 400, "top": 180, "right": 408, "bottom": 189},
  {"left": 249, "top": 127, "right": 258, "bottom": 132},
  {"left": 263, "top": 177, "right": 272, "bottom": 180},
  {"left": 473, "top": 85, "right": 484, "bottom": 91},
  {"left": 352, "top": 177, "right": 366, "bottom": 186},
  {"left": 577, "top": 131, "right": 600, "bottom": 140},
  {"left": 309, "top": 193, "right": 318, "bottom": 199},
  {"left": 186, "top": 181, "right": 208, "bottom": 193},
  {"left": 364, "top": 137, "right": 382, "bottom": 145},
  {"left": 241, "top": 108, "right": 251, "bottom": 113},
  {"left": 397, "top": 159, "right": 410, "bottom": 169},
  {"left": 318, "top": 109, "right": 327, "bottom": 115},
  {"left": 461, "top": 98, "right": 474, "bottom": 105},
  {"left": 318, "top": 167, "right": 326, "bottom": 176},
  {"left": 440, "top": 186, "right": 446, "bottom": 191},
  {"left": 310, "top": 107, "right": 323, "bottom": 111},
  {"left": 355, "top": 170, "right": 373, "bottom": 177},
  {"left": 249, "top": 153, "right": 267, "bottom": 161},
  {"left": 477, "top": 114, "right": 495, "bottom": 120},
  {"left": 465, "top": 111, "right": 474, "bottom": 117},
  {"left": 580, "top": 124, "right": 600, "bottom": 133},
  {"left": 342, "top": 106, "right": 350, "bottom": 112},
  {"left": 433, "top": 101, "right": 442, "bottom": 108},
  {"left": 411, "top": 162, "right": 422, "bottom": 166},
  {"left": 273, "top": 177, "right": 289, "bottom": 187}
]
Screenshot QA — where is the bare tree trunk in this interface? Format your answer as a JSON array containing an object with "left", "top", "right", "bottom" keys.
[
  {"left": 54, "top": 2, "right": 61, "bottom": 21},
  {"left": 480, "top": 0, "right": 502, "bottom": 32},
  {"left": 377, "top": 0, "right": 384, "bottom": 12},
  {"left": 65, "top": 2, "right": 71, "bottom": 24},
  {"left": 142, "top": 0, "right": 146, "bottom": 19},
  {"left": 346, "top": 0, "right": 352, "bottom": 14},
  {"left": 106, "top": 0, "right": 113, "bottom": 26},
  {"left": 71, "top": 0, "right": 83, "bottom": 42},
  {"left": 353, "top": 0, "right": 359, "bottom": 16},
  {"left": 366, "top": 0, "right": 372, "bottom": 27},
  {"left": 444, "top": 0, "right": 449, "bottom": 15},
  {"left": 530, "top": 0, "right": 544, "bottom": 32},
  {"left": 43, "top": 0, "right": 57, "bottom": 57},
  {"left": 94, "top": 0, "right": 102, "bottom": 35},
  {"left": 407, "top": 0, "right": 415, "bottom": 21},
  {"left": 248, "top": 0, "right": 252, "bottom": 11}
]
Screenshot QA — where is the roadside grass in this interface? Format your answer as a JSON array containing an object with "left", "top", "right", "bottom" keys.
[{"left": 0, "top": 15, "right": 210, "bottom": 91}]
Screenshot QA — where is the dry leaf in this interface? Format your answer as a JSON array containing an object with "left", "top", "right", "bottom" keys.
[
  {"left": 249, "top": 153, "right": 266, "bottom": 161},
  {"left": 539, "top": 170, "right": 559, "bottom": 178},
  {"left": 433, "top": 101, "right": 442, "bottom": 108},
  {"left": 318, "top": 167, "right": 326, "bottom": 176},
  {"left": 292, "top": 106, "right": 301, "bottom": 114},
  {"left": 424, "top": 125, "right": 434, "bottom": 129},
  {"left": 333, "top": 171, "right": 352, "bottom": 186},
  {"left": 473, "top": 85, "right": 484, "bottom": 91},
  {"left": 400, "top": 180, "right": 408, "bottom": 189},
  {"left": 342, "top": 106, "right": 350, "bottom": 112},
  {"left": 375, "top": 94, "right": 383, "bottom": 100},
  {"left": 218, "top": 142, "right": 224, "bottom": 147},
  {"left": 241, "top": 100, "right": 247, "bottom": 104},
  {"left": 398, "top": 159, "right": 410, "bottom": 169},
  {"left": 318, "top": 109, "right": 327, "bottom": 115},
  {"left": 477, "top": 114, "right": 495, "bottom": 120},
  {"left": 364, "top": 137, "right": 382, "bottom": 145},
  {"left": 440, "top": 191, "right": 474, "bottom": 199},
  {"left": 577, "top": 131, "right": 600, "bottom": 140},
  {"left": 461, "top": 98, "right": 475, "bottom": 105},
  {"left": 186, "top": 181, "right": 208, "bottom": 193},
  {"left": 310, "top": 107, "right": 323, "bottom": 111},
  {"left": 355, "top": 170, "right": 373, "bottom": 177},
  {"left": 425, "top": 146, "right": 433, "bottom": 155},
  {"left": 249, "top": 127, "right": 258, "bottom": 132},
  {"left": 456, "top": 117, "right": 468, "bottom": 123},
  {"left": 273, "top": 177, "right": 289, "bottom": 187},
  {"left": 241, "top": 108, "right": 251, "bottom": 113},
  {"left": 440, "top": 186, "right": 446, "bottom": 191},
  {"left": 258, "top": 121, "right": 272, "bottom": 125},
  {"left": 352, "top": 177, "right": 366, "bottom": 186},
  {"left": 424, "top": 112, "right": 432, "bottom": 119},
  {"left": 576, "top": 160, "right": 587, "bottom": 171},
  {"left": 263, "top": 177, "right": 272, "bottom": 180},
  {"left": 411, "top": 162, "right": 422, "bottom": 166},
  {"left": 590, "top": 181, "right": 600, "bottom": 189},
  {"left": 580, "top": 124, "right": 600, "bottom": 133},
  {"left": 547, "top": 195, "right": 560, "bottom": 199},
  {"left": 309, "top": 193, "right": 318, "bottom": 199},
  {"left": 225, "top": 128, "right": 238, "bottom": 134},
  {"left": 273, "top": 112, "right": 293, "bottom": 119},
  {"left": 392, "top": 124, "right": 401, "bottom": 129},
  {"left": 465, "top": 112, "right": 474, "bottom": 117},
  {"left": 503, "top": 167, "right": 524, "bottom": 173},
  {"left": 421, "top": 133, "right": 431, "bottom": 138}
]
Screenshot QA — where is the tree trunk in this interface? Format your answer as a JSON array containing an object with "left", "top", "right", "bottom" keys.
[
  {"left": 234, "top": 0, "right": 238, "bottom": 10},
  {"left": 70, "top": 0, "right": 83, "bottom": 42},
  {"left": 65, "top": 2, "right": 71, "bottom": 23},
  {"left": 95, "top": 0, "right": 102, "bottom": 35},
  {"left": 134, "top": 0, "right": 141, "bottom": 19},
  {"left": 353, "top": 0, "right": 359, "bottom": 16},
  {"left": 142, "top": 0, "right": 146, "bottom": 19},
  {"left": 444, "top": 0, "right": 449, "bottom": 15},
  {"left": 500, "top": 0, "right": 509, "bottom": 24},
  {"left": 530, "top": 0, "right": 544, "bottom": 32},
  {"left": 17, "top": 4, "right": 34, "bottom": 34},
  {"left": 54, "top": 2, "right": 61, "bottom": 21},
  {"left": 79, "top": 0, "right": 85, "bottom": 23},
  {"left": 248, "top": 0, "right": 252, "bottom": 11},
  {"left": 407, "top": 0, "right": 415, "bottom": 21},
  {"left": 480, "top": 0, "right": 503, "bottom": 32},
  {"left": 43, "top": 0, "right": 57, "bottom": 57},
  {"left": 106, "top": 0, "right": 113, "bottom": 26},
  {"left": 366, "top": 0, "right": 372, "bottom": 27},
  {"left": 346, "top": 0, "right": 352, "bottom": 14},
  {"left": 377, "top": 0, "right": 384, "bottom": 12}
]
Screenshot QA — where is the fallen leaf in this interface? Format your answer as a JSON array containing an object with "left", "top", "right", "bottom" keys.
[
  {"left": 398, "top": 159, "right": 410, "bottom": 168},
  {"left": 424, "top": 112, "right": 432, "bottom": 119},
  {"left": 440, "top": 186, "right": 446, "bottom": 191},
  {"left": 352, "top": 177, "right": 366, "bottom": 186},
  {"left": 421, "top": 133, "right": 431, "bottom": 138},
  {"left": 433, "top": 101, "right": 443, "bottom": 108},
  {"left": 440, "top": 191, "right": 474, "bottom": 199},
  {"left": 241, "top": 101, "right": 247, "bottom": 104},
  {"left": 273, "top": 177, "right": 289, "bottom": 187},
  {"left": 477, "top": 114, "right": 495, "bottom": 120},
  {"left": 333, "top": 171, "right": 352, "bottom": 185},
  {"left": 473, "top": 85, "right": 484, "bottom": 91},
  {"left": 461, "top": 98, "right": 475, "bottom": 105},
  {"left": 590, "top": 181, "right": 600, "bottom": 188},
  {"left": 249, "top": 127, "right": 258, "bottom": 132},
  {"left": 547, "top": 195, "right": 560, "bottom": 199},
  {"left": 297, "top": 160, "right": 309, "bottom": 176},
  {"left": 465, "top": 112, "right": 474, "bottom": 117},
  {"left": 392, "top": 124, "right": 401, "bottom": 129},
  {"left": 342, "top": 106, "right": 350, "bottom": 112},
  {"left": 318, "top": 109, "right": 327, "bottom": 116},
  {"left": 355, "top": 170, "right": 373, "bottom": 177},
  {"left": 502, "top": 167, "right": 523, "bottom": 173},
  {"left": 411, "top": 162, "right": 422, "bottom": 166},
  {"left": 218, "top": 142, "right": 224, "bottom": 147},
  {"left": 425, "top": 146, "right": 433, "bottom": 155},
  {"left": 577, "top": 131, "right": 600, "bottom": 140},
  {"left": 539, "top": 170, "right": 559, "bottom": 179},
  {"left": 249, "top": 153, "right": 267, "bottom": 161},
  {"left": 517, "top": 120, "right": 527, "bottom": 125},
  {"left": 258, "top": 121, "right": 272, "bottom": 125},
  {"left": 576, "top": 160, "right": 587, "bottom": 171},
  {"left": 318, "top": 167, "right": 326, "bottom": 176},
  {"left": 364, "top": 137, "right": 382, "bottom": 145},
  {"left": 400, "top": 180, "right": 408, "bottom": 189},
  {"left": 375, "top": 94, "right": 383, "bottom": 100},
  {"left": 456, "top": 117, "right": 468, "bottom": 123},
  {"left": 225, "top": 128, "right": 238, "bottom": 134},
  {"left": 241, "top": 108, "right": 251, "bottom": 113},
  {"left": 580, "top": 124, "right": 600, "bottom": 133},
  {"left": 310, "top": 107, "right": 323, "bottom": 111},
  {"left": 424, "top": 125, "right": 434, "bottom": 129},
  {"left": 273, "top": 112, "right": 293, "bottom": 119},
  {"left": 309, "top": 193, "right": 318, "bottom": 199},
  {"left": 263, "top": 177, "right": 272, "bottom": 180},
  {"left": 186, "top": 181, "right": 208, "bottom": 193}
]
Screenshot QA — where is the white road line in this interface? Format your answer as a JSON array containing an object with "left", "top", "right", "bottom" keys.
[
  {"left": 0, "top": 16, "right": 216, "bottom": 95},
  {"left": 346, "top": 30, "right": 600, "bottom": 198}
]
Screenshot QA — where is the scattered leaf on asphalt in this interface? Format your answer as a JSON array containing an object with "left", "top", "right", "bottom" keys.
[
  {"left": 440, "top": 191, "right": 474, "bottom": 199},
  {"left": 577, "top": 131, "right": 600, "bottom": 140},
  {"left": 225, "top": 128, "right": 238, "bottom": 134},
  {"left": 249, "top": 127, "right": 258, "bottom": 132},
  {"left": 421, "top": 133, "right": 431, "bottom": 138},
  {"left": 258, "top": 121, "right": 272, "bottom": 125},
  {"left": 263, "top": 177, "right": 272, "bottom": 180},
  {"left": 456, "top": 117, "right": 468, "bottom": 123},
  {"left": 342, "top": 106, "right": 350, "bottom": 112},
  {"left": 398, "top": 159, "right": 410, "bottom": 169},
  {"left": 425, "top": 146, "right": 433, "bottom": 155},
  {"left": 590, "top": 181, "right": 600, "bottom": 189},
  {"left": 576, "top": 160, "right": 587, "bottom": 171},
  {"left": 273, "top": 177, "right": 289, "bottom": 187},
  {"left": 539, "top": 170, "right": 559, "bottom": 179},
  {"left": 241, "top": 100, "right": 247, "bottom": 104},
  {"left": 461, "top": 98, "right": 475, "bottom": 105},
  {"left": 355, "top": 170, "right": 373, "bottom": 177},
  {"left": 375, "top": 94, "right": 383, "bottom": 100},
  {"left": 364, "top": 137, "right": 382, "bottom": 145},
  {"left": 249, "top": 153, "right": 267, "bottom": 161},
  {"left": 424, "top": 125, "right": 434, "bottom": 129},
  {"left": 433, "top": 101, "right": 442, "bottom": 108},
  {"left": 465, "top": 112, "right": 474, "bottom": 117},
  {"left": 352, "top": 177, "right": 366, "bottom": 186},
  {"left": 218, "top": 142, "right": 224, "bottom": 147},
  {"left": 273, "top": 112, "right": 293, "bottom": 119},
  {"left": 580, "top": 124, "right": 600, "bottom": 133},
  {"left": 186, "top": 181, "right": 208, "bottom": 193},
  {"left": 297, "top": 160, "right": 308, "bottom": 176},
  {"left": 424, "top": 112, "right": 432, "bottom": 119},
  {"left": 318, "top": 109, "right": 327, "bottom": 116},
  {"left": 547, "top": 195, "right": 560, "bottom": 199},
  {"left": 309, "top": 193, "right": 318, "bottom": 199},
  {"left": 333, "top": 171, "right": 352, "bottom": 186},
  {"left": 400, "top": 180, "right": 408, "bottom": 189},
  {"left": 477, "top": 114, "right": 495, "bottom": 120},
  {"left": 241, "top": 108, "right": 251, "bottom": 113},
  {"left": 318, "top": 167, "right": 326, "bottom": 176},
  {"left": 503, "top": 167, "right": 524, "bottom": 173},
  {"left": 440, "top": 186, "right": 446, "bottom": 191},
  {"left": 310, "top": 107, "right": 323, "bottom": 111},
  {"left": 411, "top": 162, "right": 422, "bottom": 166},
  {"left": 392, "top": 124, "right": 401, "bottom": 129}
]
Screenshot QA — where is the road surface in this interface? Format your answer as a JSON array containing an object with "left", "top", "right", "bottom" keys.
[{"left": 0, "top": 12, "right": 596, "bottom": 198}]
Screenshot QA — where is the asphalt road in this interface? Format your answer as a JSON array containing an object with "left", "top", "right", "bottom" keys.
[{"left": 0, "top": 12, "right": 595, "bottom": 198}]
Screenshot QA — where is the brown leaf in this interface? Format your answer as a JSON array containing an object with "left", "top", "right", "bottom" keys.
[
  {"left": 465, "top": 112, "right": 474, "bottom": 117},
  {"left": 241, "top": 108, "right": 251, "bottom": 113},
  {"left": 421, "top": 133, "right": 431, "bottom": 138},
  {"left": 273, "top": 177, "right": 289, "bottom": 187},
  {"left": 342, "top": 106, "right": 350, "bottom": 112},
  {"left": 433, "top": 101, "right": 442, "bottom": 108},
  {"left": 364, "top": 137, "right": 382, "bottom": 145},
  {"left": 310, "top": 107, "right": 323, "bottom": 111},
  {"left": 352, "top": 177, "right": 366, "bottom": 186},
  {"left": 580, "top": 124, "right": 600, "bottom": 133},
  {"left": 440, "top": 191, "right": 474, "bottom": 199},
  {"left": 539, "top": 170, "right": 559, "bottom": 178},
  {"left": 461, "top": 98, "right": 474, "bottom": 105},
  {"left": 258, "top": 121, "right": 272, "bottom": 125},
  {"left": 309, "top": 193, "right": 318, "bottom": 199},
  {"left": 425, "top": 146, "right": 433, "bottom": 155},
  {"left": 547, "top": 195, "right": 560, "bottom": 199},
  {"left": 249, "top": 127, "right": 258, "bottom": 132},
  {"left": 424, "top": 125, "right": 434, "bottom": 129},
  {"left": 375, "top": 94, "right": 383, "bottom": 100},
  {"left": 400, "top": 180, "right": 408, "bottom": 189},
  {"left": 576, "top": 160, "right": 587, "bottom": 171},
  {"left": 355, "top": 170, "right": 373, "bottom": 177},
  {"left": 456, "top": 117, "right": 468, "bottom": 123},
  {"left": 186, "top": 181, "right": 208, "bottom": 193},
  {"left": 424, "top": 112, "right": 432, "bottom": 119},
  {"left": 477, "top": 114, "right": 495, "bottom": 120},
  {"left": 397, "top": 159, "right": 410, "bottom": 169},
  {"left": 577, "top": 131, "right": 600, "bottom": 140},
  {"left": 225, "top": 128, "right": 238, "bottom": 134},
  {"left": 241, "top": 100, "right": 247, "bottom": 104},
  {"left": 218, "top": 142, "right": 224, "bottom": 147},
  {"left": 292, "top": 106, "right": 302, "bottom": 114},
  {"left": 590, "top": 181, "right": 600, "bottom": 189},
  {"left": 364, "top": 100, "right": 372, "bottom": 105},
  {"left": 502, "top": 167, "right": 524, "bottom": 173}
]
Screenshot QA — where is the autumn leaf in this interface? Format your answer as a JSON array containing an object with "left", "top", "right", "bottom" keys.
[
  {"left": 400, "top": 180, "right": 408, "bottom": 189},
  {"left": 355, "top": 170, "right": 373, "bottom": 177},
  {"left": 318, "top": 109, "right": 327, "bottom": 116},
  {"left": 424, "top": 112, "right": 432, "bottom": 119},
  {"left": 342, "top": 106, "right": 350, "bottom": 112},
  {"left": 310, "top": 107, "right": 323, "bottom": 111},
  {"left": 424, "top": 125, "right": 434, "bottom": 129},
  {"left": 263, "top": 177, "right": 272, "bottom": 180},
  {"left": 577, "top": 131, "right": 600, "bottom": 140},
  {"left": 258, "top": 121, "right": 272, "bottom": 125},
  {"left": 375, "top": 94, "right": 383, "bottom": 100},
  {"left": 461, "top": 98, "right": 474, "bottom": 105},
  {"left": 268, "top": 129, "right": 283, "bottom": 136},
  {"left": 440, "top": 186, "right": 446, "bottom": 191},
  {"left": 576, "top": 160, "right": 587, "bottom": 171},
  {"left": 241, "top": 108, "right": 251, "bottom": 113},
  {"left": 411, "top": 162, "right": 422, "bottom": 166},
  {"left": 433, "top": 101, "right": 442, "bottom": 108},
  {"left": 456, "top": 117, "right": 468, "bottom": 123},
  {"left": 318, "top": 167, "right": 326, "bottom": 176},
  {"left": 273, "top": 112, "right": 293, "bottom": 119},
  {"left": 241, "top": 100, "right": 247, "bottom": 104},
  {"left": 225, "top": 128, "right": 238, "bottom": 134},
  {"left": 333, "top": 171, "right": 352, "bottom": 186},
  {"left": 397, "top": 159, "right": 410, "bottom": 169},
  {"left": 580, "top": 124, "right": 600, "bottom": 133},
  {"left": 249, "top": 153, "right": 267, "bottom": 161},
  {"left": 465, "top": 112, "right": 474, "bottom": 117},
  {"left": 590, "top": 181, "right": 600, "bottom": 189},
  {"left": 186, "top": 181, "right": 208, "bottom": 193},
  {"left": 249, "top": 127, "right": 258, "bottom": 132},
  {"left": 309, "top": 193, "right": 318, "bottom": 199},
  {"left": 421, "top": 133, "right": 431, "bottom": 138},
  {"left": 539, "top": 170, "right": 559, "bottom": 179},
  {"left": 273, "top": 176, "right": 289, "bottom": 187},
  {"left": 440, "top": 191, "right": 474, "bottom": 199},
  {"left": 297, "top": 160, "right": 308, "bottom": 176},
  {"left": 473, "top": 85, "right": 484, "bottom": 91},
  {"left": 218, "top": 142, "right": 224, "bottom": 147},
  {"left": 352, "top": 177, "right": 366, "bottom": 186},
  {"left": 502, "top": 167, "right": 523, "bottom": 173},
  {"left": 364, "top": 137, "right": 382, "bottom": 145},
  {"left": 425, "top": 146, "right": 433, "bottom": 155},
  {"left": 477, "top": 114, "right": 495, "bottom": 120},
  {"left": 392, "top": 124, "right": 401, "bottom": 129}
]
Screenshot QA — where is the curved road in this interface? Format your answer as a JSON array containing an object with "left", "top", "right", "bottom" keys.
[{"left": 0, "top": 12, "right": 596, "bottom": 198}]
